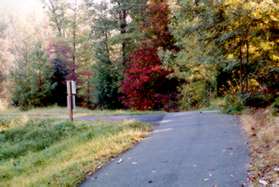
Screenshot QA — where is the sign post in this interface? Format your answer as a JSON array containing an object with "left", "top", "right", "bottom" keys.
[{"left": 67, "top": 80, "right": 76, "bottom": 121}]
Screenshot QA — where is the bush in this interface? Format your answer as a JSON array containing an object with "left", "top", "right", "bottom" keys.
[
  {"left": 223, "top": 94, "right": 244, "bottom": 114},
  {"left": 179, "top": 81, "right": 209, "bottom": 110},
  {"left": 271, "top": 97, "right": 279, "bottom": 116},
  {"left": 240, "top": 93, "right": 274, "bottom": 108}
]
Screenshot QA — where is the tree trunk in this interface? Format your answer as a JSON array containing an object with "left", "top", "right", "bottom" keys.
[
  {"left": 245, "top": 39, "right": 249, "bottom": 92},
  {"left": 239, "top": 41, "right": 244, "bottom": 93},
  {"left": 72, "top": 0, "right": 78, "bottom": 81},
  {"left": 118, "top": 1, "right": 128, "bottom": 66}
]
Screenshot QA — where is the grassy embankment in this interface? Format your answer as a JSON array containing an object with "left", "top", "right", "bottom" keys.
[
  {"left": 0, "top": 108, "right": 152, "bottom": 186},
  {"left": 240, "top": 109, "right": 279, "bottom": 186},
  {"left": 0, "top": 106, "right": 161, "bottom": 120}
]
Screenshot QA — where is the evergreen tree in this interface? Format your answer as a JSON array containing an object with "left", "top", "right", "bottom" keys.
[
  {"left": 11, "top": 43, "right": 56, "bottom": 110},
  {"left": 86, "top": 0, "right": 148, "bottom": 109},
  {"left": 87, "top": 2, "right": 123, "bottom": 108}
]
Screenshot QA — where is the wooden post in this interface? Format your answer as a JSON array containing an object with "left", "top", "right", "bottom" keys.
[{"left": 67, "top": 80, "right": 73, "bottom": 121}]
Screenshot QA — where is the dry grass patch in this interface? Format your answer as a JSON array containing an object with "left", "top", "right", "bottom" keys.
[{"left": 240, "top": 109, "right": 279, "bottom": 186}]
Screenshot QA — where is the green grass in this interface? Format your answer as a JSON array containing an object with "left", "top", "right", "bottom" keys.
[
  {"left": 0, "top": 106, "right": 163, "bottom": 120},
  {"left": 0, "top": 118, "right": 151, "bottom": 186}
]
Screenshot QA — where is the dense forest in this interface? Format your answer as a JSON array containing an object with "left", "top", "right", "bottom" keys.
[{"left": 0, "top": 0, "right": 278, "bottom": 112}]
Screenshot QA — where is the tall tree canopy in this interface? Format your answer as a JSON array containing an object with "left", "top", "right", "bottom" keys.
[
  {"left": 163, "top": 0, "right": 279, "bottom": 110},
  {"left": 121, "top": 0, "right": 178, "bottom": 110}
]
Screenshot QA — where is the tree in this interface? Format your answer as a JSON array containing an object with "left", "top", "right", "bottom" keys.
[
  {"left": 121, "top": 47, "right": 176, "bottom": 110},
  {"left": 121, "top": 0, "right": 178, "bottom": 110},
  {"left": 0, "top": 20, "right": 9, "bottom": 108},
  {"left": 143, "top": 0, "right": 175, "bottom": 49},
  {"left": 110, "top": 0, "right": 149, "bottom": 66},
  {"left": 47, "top": 40, "right": 71, "bottom": 106},
  {"left": 42, "top": 0, "right": 69, "bottom": 38},
  {"left": 11, "top": 43, "right": 56, "bottom": 110},
  {"left": 85, "top": 0, "right": 149, "bottom": 109},
  {"left": 43, "top": 0, "right": 95, "bottom": 107},
  {"left": 165, "top": 0, "right": 279, "bottom": 109},
  {"left": 85, "top": 2, "right": 123, "bottom": 108},
  {"left": 91, "top": 59, "right": 122, "bottom": 109}
]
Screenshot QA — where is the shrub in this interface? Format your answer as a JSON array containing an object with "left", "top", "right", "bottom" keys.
[
  {"left": 240, "top": 93, "right": 274, "bottom": 108},
  {"left": 271, "top": 97, "right": 279, "bottom": 116},
  {"left": 223, "top": 94, "right": 244, "bottom": 114},
  {"left": 178, "top": 81, "right": 209, "bottom": 110}
]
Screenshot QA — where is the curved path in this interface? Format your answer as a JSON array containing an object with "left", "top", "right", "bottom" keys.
[{"left": 80, "top": 111, "right": 249, "bottom": 187}]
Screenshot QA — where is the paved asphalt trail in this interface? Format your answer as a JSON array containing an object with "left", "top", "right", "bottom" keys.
[
  {"left": 80, "top": 111, "right": 249, "bottom": 187},
  {"left": 79, "top": 114, "right": 165, "bottom": 124}
]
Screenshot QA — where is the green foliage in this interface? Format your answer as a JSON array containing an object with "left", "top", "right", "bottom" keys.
[
  {"left": 164, "top": 0, "right": 278, "bottom": 111},
  {"left": 0, "top": 120, "right": 76, "bottom": 160},
  {"left": 179, "top": 81, "right": 210, "bottom": 110},
  {"left": 271, "top": 97, "right": 279, "bottom": 116},
  {"left": 85, "top": 2, "right": 123, "bottom": 109},
  {"left": 42, "top": 0, "right": 71, "bottom": 37},
  {"left": 11, "top": 43, "right": 56, "bottom": 110},
  {"left": 2, "top": 0, "right": 278, "bottom": 112},
  {"left": 223, "top": 92, "right": 274, "bottom": 114},
  {"left": 240, "top": 93, "right": 274, "bottom": 108},
  {"left": 49, "top": 58, "right": 69, "bottom": 106},
  {"left": 223, "top": 94, "right": 244, "bottom": 114},
  {"left": 0, "top": 117, "right": 150, "bottom": 186},
  {"left": 91, "top": 41, "right": 123, "bottom": 109},
  {"left": 91, "top": 61, "right": 123, "bottom": 109}
]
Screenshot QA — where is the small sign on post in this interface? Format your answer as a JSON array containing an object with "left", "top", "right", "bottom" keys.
[{"left": 67, "top": 80, "right": 77, "bottom": 121}]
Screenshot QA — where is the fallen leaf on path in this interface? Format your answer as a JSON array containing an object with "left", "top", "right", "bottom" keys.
[
  {"left": 259, "top": 179, "right": 268, "bottom": 186},
  {"left": 117, "top": 158, "right": 123, "bottom": 164}
]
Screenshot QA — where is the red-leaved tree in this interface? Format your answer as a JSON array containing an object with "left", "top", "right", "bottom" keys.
[
  {"left": 121, "top": 47, "right": 175, "bottom": 110},
  {"left": 121, "top": 0, "right": 177, "bottom": 110}
]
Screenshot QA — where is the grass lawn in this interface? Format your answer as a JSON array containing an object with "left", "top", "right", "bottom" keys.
[
  {"left": 0, "top": 106, "right": 163, "bottom": 120},
  {"left": 0, "top": 118, "right": 151, "bottom": 186}
]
